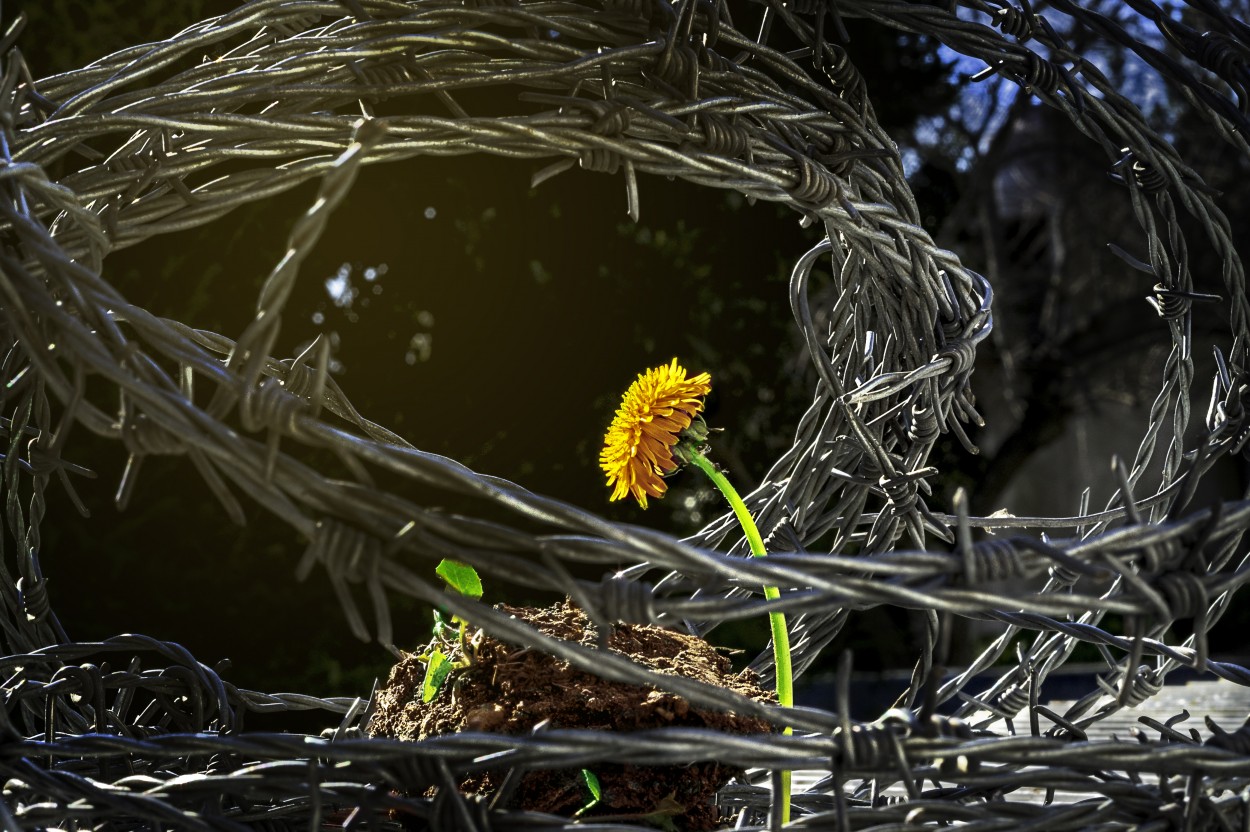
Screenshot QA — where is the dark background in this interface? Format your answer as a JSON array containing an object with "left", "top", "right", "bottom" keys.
[{"left": 12, "top": 1, "right": 1250, "bottom": 701}]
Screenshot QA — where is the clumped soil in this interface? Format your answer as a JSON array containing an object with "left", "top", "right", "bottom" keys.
[{"left": 368, "top": 599, "right": 774, "bottom": 830}]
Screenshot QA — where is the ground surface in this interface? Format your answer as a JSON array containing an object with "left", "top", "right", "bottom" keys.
[{"left": 368, "top": 599, "right": 775, "bottom": 829}]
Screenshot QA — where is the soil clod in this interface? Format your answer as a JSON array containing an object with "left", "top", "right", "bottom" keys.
[{"left": 368, "top": 599, "right": 774, "bottom": 829}]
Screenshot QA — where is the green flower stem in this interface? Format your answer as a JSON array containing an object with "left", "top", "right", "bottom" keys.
[{"left": 687, "top": 449, "right": 793, "bottom": 825}]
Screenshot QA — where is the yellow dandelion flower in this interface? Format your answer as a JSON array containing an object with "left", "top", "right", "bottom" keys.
[{"left": 600, "top": 358, "right": 712, "bottom": 508}]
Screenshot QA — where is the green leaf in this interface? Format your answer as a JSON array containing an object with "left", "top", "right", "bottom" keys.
[
  {"left": 582, "top": 769, "right": 602, "bottom": 801},
  {"left": 421, "top": 649, "right": 453, "bottom": 703},
  {"left": 574, "top": 769, "right": 601, "bottom": 817},
  {"left": 436, "top": 559, "right": 483, "bottom": 599}
]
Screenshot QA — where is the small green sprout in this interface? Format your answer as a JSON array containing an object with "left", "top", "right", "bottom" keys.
[
  {"left": 420, "top": 559, "right": 484, "bottom": 701},
  {"left": 573, "top": 769, "right": 602, "bottom": 817},
  {"left": 420, "top": 649, "right": 452, "bottom": 703}
]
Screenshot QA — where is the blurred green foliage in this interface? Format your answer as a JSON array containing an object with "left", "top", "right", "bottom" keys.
[{"left": 14, "top": 1, "right": 240, "bottom": 76}]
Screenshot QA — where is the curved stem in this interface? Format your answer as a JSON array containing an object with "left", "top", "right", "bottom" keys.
[{"left": 687, "top": 449, "right": 793, "bottom": 825}]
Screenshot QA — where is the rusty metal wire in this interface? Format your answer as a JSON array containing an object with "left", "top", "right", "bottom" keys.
[{"left": 2, "top": 0, "right": 1250, "bottom": 829}]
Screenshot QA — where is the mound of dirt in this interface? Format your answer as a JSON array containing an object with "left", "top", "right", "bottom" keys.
[{"left": 368, "top": 599, "right": 774, "bottom": 830}]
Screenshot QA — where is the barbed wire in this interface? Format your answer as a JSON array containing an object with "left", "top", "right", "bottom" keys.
[{"left": 1, "top": 0, "right": 1249, "bottom": 828}]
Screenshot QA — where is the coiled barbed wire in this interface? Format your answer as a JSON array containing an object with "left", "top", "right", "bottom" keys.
[{"left": 1, "top": 0, "right": 1249, "bottom": 829}]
